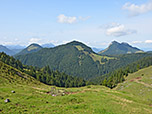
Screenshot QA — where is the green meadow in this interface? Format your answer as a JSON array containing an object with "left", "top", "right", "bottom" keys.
[{"left": 0, "top": 62, "right": 152, "bottom": 114}]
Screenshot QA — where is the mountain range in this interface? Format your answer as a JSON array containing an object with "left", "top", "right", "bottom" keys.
[
  {"left": 0, "top": 41, "right": 148, "bottom": 56},
  {"left": 41, "top": 43, "right": 55, "bottom": 48},
  {"left": 0, "top": 45, "right": 15, "bottom": 55},
  {"left": 15, "top": 41, "right": 108, "bottom": 79},
  {"left": 0, "top": 43, "right": 55, "bottom": 56},
  {"left": 15, "top": 41, "right": 152, "bottom": 80}
]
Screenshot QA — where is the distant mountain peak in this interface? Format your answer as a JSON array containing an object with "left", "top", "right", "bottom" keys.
[
  {"left": 41, "top": 43, "right": 55, "bottom": 48},
  {"left": 27, "top": 43, "right": 42, "bottom": 52},
  {"left": 121, "top": 42, "right": 130, "bottom": 46},
  {"left": 67, "top": 40, "right": 84, "bottom": 46},
  {"left": 28, "top": 43, "right": 41, "bottom": 46},
  {"left": 112, "top": 41, "right": 119, "bottom": 44},
  {"left": 99, "top": 41, "right": 143, "bottom": 55},
  {"left": 15, "top": 43, "right": 42, "bottom": 56}
]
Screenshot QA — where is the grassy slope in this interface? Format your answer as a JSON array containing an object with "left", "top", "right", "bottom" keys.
[
  {"left": 0, "top": 62, "right": 152, "bottom": 114},
  {"left": 115, "top": 66, "right": 152, "bottom": 108},
  {"left": 75, "top": 45, "right": 114, "bottom": 64}
]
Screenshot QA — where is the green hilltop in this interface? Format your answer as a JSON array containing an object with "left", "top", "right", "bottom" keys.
[{"left": 15, "top": 43, "right": 43, "bottom": 56}]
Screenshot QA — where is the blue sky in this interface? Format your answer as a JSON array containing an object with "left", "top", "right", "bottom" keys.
[{"left": 0, "top": 0, "right": 152, "bottom": 50}]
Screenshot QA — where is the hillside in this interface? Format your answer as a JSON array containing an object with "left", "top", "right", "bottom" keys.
[
  {"left": 99, "top": 41, "right": 143, "bottom": 55},
  {"left": 15, "top": 43, "right": 43, "bottom": 56},
  {"left": 0, "top": 52, "right": 87, "bottom": 87},
  {"left": 0, "top": 45, "right": 15, "bottom": 55},
  {"left": 0, "top": 61, "right": 41, "bottom": 86},
  {"left": 0, "top": 62, "right": 152, "bottom": 113},
  {"left": 115, "top": 66, "right": 152, "bottom": 108},
  {"left": 15, "top": 41, "right": 115, "bottom": 79}
]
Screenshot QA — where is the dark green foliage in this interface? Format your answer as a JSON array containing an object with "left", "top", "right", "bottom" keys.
[
  {"left": 15, "top": 41, "right": 101, "bottom": 79},
  {"left": 1, "top": 50, "right": 152, "bottom": 89},
  {"left": 25, "top": 66, "right": 86, "bottom": 87},
  {"left": 97, "top": 53, "right": 152, "bottom": 77},
  {"left": 15, "top": 41, "right": 152, "bottom": 80},
  {"left": 101, "top": 58, "right": 108, "bottom": 62},
  {"left": 0, "top": 52, "right": 23, "bottom": 71},
  {"left": 99, "top": 41, "right": 143, "bottom": 55},
  {"left": 0, "top": 52, "right": 87, "bottom": 88}
]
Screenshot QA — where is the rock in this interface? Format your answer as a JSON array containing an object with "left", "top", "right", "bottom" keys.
[
  {"left": 5, "top": 99, "right": 10, "bottom": 103},
  {"left": 52, "top": 94, "right": 56, "bottom": 97},
  {"left": 11, "top": 91, "right": 15, "bottom": 93},
  {"left": 51, "top": 87, "right": 56, "bottom": 90}
]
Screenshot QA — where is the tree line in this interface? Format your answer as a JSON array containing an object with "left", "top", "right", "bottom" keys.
[
  {"left": 0, "top": 52, "right": 88, "bottom": 87},
  {"left": 100, "top": 56, "right": 152, "bottom": 88}
]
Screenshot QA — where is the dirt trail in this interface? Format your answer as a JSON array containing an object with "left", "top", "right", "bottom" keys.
[
  {"left": 135, "top": 80, "right": 152, "bottom": 88},
  {"left": 130, "top": 77, "right": 152, "bottom": 88}
]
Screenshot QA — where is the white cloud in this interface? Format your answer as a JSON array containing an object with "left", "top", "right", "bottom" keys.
[
  {"left": 131, "top": 40, "right": 152, "bottom": 44},
  {"left": 28, "top": 38, "right": 41, "bottom": 44},
  {"left": 104, "top": 23, "right": 137, "bottom": 37},
  {"left": 145, "top": 40, "right": 152, "bottom": 43},
  {"left": 123, "top": 1, "right": 152, "bottom": 16},
  {"left": 2, "top": 42, "right": 14, "bottom": 45},
  {"left": 57, "top": 14, "right": 90, "bottom": 24},
  {"left": 79, "top": 16, "right": 90, "bottom": 21},
  {"left": 57, "top": 14, "right": 77, "bottom": 24},
  {"left": 132, "top": 41, "right": 143, "bottom": 44}
]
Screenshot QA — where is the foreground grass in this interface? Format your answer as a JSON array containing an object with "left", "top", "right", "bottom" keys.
[
  {"left": 0, "top": 62, "right": 152, "bottom": 114},
  {"left": 0, "top": 84, "right": 152, "bottom": 114}
]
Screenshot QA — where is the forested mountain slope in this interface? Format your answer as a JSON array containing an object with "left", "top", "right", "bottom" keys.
[
  {"left": 15, "top": 41, "right": 115, "bottom": 79},
  {"left": 0, "top": 52, "right": 87, "bottom": 87},
  {"left": 15, "top": 41, "right": 152, "bottom": 80},
  {"left": 91, "top": 56, "right": 152, "bottom": 88}
]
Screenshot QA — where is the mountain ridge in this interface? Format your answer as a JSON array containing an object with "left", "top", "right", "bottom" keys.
[
  {"left": 99, "top": 41, "right": 143, "bottom": 55},
  {"left": 15, "top": 41, "right": 115, "bottom": 79},
  {"left": 15, "top": 43, "right": 43, "bottom": 56},
  {"left": 15, "top": 41, "right": 152, "bottom": 80},
  {"left": 0, "top": 45, "right": 15, "bottom": 55}
]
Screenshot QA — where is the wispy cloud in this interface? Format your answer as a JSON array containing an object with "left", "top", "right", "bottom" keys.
[
  {"left": 57, "top": 14, "right": 90, "bottom": 24},
  {"left": 102, "top": 23, "right": 137, "bottom": 37},
  {"left": 28, "top": 38, "right": 41, "bottom": 44},
  {"left": 132, "top": 40, "right": 152, "bottom": 44},
  {"left": 57, "top": 14, "right": 77, "bottom": 24},
  {"left": 122, "top": 1, "right": 152, "bottom": 16},
  {"left": 132, "top": 41, "right": 143, "bottom": 44},
  {"left": 145, "top": 40, "right": 152, "bottom": 43},
  {"left": 78, "top": 16, "right": 90, "bottom": 21}
]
